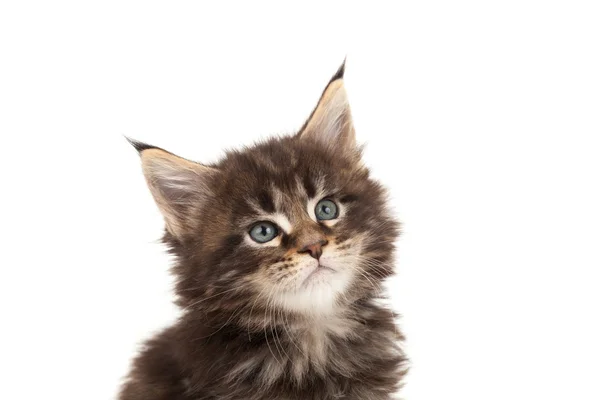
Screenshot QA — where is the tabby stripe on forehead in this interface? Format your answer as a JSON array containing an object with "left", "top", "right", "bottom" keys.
[
  {"left": 302, "top": 175, "right": 316, "bottom": 198},
  {"left": 257, "top": 190, "right": 276, "bottom": 213}
]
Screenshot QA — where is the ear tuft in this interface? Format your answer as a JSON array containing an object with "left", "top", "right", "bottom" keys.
[
  {"left": 329, "top": 58, "right": 346, "bottom": 82},
  {"left": 125, "top": 136, "right": 159, "bottom": 153}
]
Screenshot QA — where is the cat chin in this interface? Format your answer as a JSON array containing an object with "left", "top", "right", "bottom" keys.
[
  {"left": 301, "top": 265, "right": 336, "bottom": 287},
  {"left": 272, "top": 266, "right": 354, "bottom": 315}
]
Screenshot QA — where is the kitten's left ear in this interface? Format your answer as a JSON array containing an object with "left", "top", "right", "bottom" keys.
[{"left": 298, "top": 61, "right": 356, "bottom": 153}]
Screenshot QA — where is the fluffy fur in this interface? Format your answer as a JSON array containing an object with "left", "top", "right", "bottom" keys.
[{"left": 120, "top": 63, "right": 407, "bottom": 400}]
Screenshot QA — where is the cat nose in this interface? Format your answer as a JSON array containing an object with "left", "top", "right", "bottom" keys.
[{"left": 298, "top": 239, "right": 328, "bottom": 260}]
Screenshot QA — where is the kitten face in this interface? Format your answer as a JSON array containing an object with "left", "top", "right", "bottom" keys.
[
  {"left": 130, "top": 64, "right": 398, "bottom": 317},
  {"left": 210, "top": 139, "right": 386, "bottom": 315}
]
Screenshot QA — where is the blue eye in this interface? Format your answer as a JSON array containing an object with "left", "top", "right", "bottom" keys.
[
  {"left": 249, "top": 222, "right": 279, "bottom": 243},
  {"left": 315, "top": 199, "right": 339, "bottom": 221}
]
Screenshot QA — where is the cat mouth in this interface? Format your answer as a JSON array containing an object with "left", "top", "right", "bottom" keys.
[{"left": 301, "top": 264, "right": 336, "bottom": 286}]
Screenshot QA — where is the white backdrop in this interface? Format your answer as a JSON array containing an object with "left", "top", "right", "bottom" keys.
[{"left": 1, "top": 2, "right": 599, "bottom": 399}]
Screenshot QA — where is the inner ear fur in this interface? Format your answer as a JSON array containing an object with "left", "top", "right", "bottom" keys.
[
  {"left": 298, "top": 62, "right": 357, "bottom": 154},
  {"left": 135, "top": 144, "right": 218, "bottom": 238}
]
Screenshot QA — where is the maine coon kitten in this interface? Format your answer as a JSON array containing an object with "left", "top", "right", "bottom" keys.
[{"left": 120, "top": 63, "right": 407, "bottom": 400}]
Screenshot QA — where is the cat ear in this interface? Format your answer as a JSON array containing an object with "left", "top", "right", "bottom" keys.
[
  {"left": 298, "top": 61, "right": 356, "bottom": 153},
  {"left": 128, "top": 138, "right": 218, "bottom": 238}
]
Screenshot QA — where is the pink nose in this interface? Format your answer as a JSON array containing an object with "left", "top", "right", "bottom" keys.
[{"left": 298, "top": 239, "right": 328, "bottom": 259}]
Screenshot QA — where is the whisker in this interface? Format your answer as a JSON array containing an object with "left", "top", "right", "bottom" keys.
[
  {"left": 269, "top": 283, "right": 291, "bottom": 363},
  {"left": 183, "top": 286, "right": 241, "bottom": 312},
  {"left": 263, "top": 284, "right": 282, "bottom": 366},
  {"left": 247, "top": 285, "right": 271, "bottom": 340}
]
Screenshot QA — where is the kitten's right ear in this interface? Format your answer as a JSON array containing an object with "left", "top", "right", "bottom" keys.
[{"left": 127, "top": 138, "right": 217, "bottom": 238}]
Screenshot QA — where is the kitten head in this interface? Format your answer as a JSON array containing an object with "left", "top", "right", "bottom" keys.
[{"left": 130, "top": 63, "right": 398, "bottom": 317}]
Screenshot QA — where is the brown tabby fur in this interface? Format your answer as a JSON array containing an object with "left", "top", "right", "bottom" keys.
[{"left": 120, "top": 63, "right": 407, "bottom": 400}]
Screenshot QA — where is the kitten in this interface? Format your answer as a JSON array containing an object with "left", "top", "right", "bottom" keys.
[{"left": 120, "top": 63, "right": 407, "bottom": 400}]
